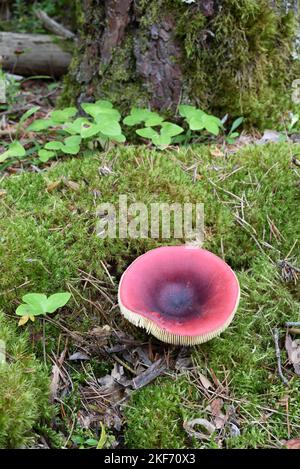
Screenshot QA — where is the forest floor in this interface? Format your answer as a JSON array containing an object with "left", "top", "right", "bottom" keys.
[{"left": 1, "top": 77, "right": 300, "bottom": 450}]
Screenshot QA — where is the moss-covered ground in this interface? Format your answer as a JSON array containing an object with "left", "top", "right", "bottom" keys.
[{"left": 0, "top": 142, "right": 299, "bottom": 448}]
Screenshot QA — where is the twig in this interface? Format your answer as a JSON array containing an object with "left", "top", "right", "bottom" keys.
[
  {"left": 285, "top": 322, "right": 300, "bottom": 327},
  {"left": 273, "top": 328, "right": 289, "bottom": 386},
  {"left": 100, "top": 260, "right": 115, "bottom": 286},
  {"left": 0, "top": 128, "right": 16, "bottom": 136},
  {"left": 131, "top": 358, "right": 167, "bottom": 389},
  {"left": 35, "top": 9, "right": 75, "bottom": 39}
]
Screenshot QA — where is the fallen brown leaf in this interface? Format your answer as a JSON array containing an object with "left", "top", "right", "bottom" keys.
[
  {"left": 286, "top": 438, "right": 300, "bottom": 449},
  {"left": 285, "top": 333, "right": 300, "bottom": 375},
  {"left": 210, "top": 147, "right": 224, "bottom": 158},
  {"left": 0, "top": 189, "right": 7, "bottom": 198},
  {"left": 86, "top": 325, "right": 111, "bottom": 347},
  {"left": 64, "top": 179, "right": 80, "bottom": 191},
  {"left": 47, "top": 180, "right": 61, "bottom": 192},
  {"left": 198, "top": 372, "right": 213, "bottom": 390},
  {"left": 210, "top": 398, "right": 227, "bottom": 430},
  {"left": 50, "top": 363, "right": 62, "bottom": 401},
  {"left": 68, "top": 351, "right": 90, "bottom": 361}
]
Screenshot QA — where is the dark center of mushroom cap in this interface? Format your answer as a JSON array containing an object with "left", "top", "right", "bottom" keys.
[
  {"left": 149, "top": 279, "right": 209, "bottom": 320},
  {"left": 158, "top": 282, "right": 194, "bottom": 317}
]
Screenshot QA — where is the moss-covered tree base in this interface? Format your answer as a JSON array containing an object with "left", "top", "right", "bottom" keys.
[{"left": 62, "top": 0, "right": 300, "bottom": 128}]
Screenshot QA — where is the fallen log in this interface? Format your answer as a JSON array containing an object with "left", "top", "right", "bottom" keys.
[{"left": 0, "top": 32, "right": 72, "bottom": 77}]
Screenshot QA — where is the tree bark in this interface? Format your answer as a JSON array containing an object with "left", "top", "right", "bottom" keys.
[
  {"left": 63, "top": 1, "right": 300, "bottom": 127},
  {"left": 0, "top": 32, "right": 72, "bottom": 77}
]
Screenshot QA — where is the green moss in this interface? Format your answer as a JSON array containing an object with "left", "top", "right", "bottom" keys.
[
  {"left": 177, "top": 0, "right": 300, "bottom": 128},
  {"left": 0, "top": 312, "right": 51, "bottom": 448},
  {"left": 0, "top": 142, "right": 299, "bottom": 447},
  {"left": 97, "top": 36, "right": 149, "bottom": 113},
  {"left": 58, "top": 71, "right": 80, "bottom": 107},
  {"left": 124, "top": 377, "right": 195, "bottom": 449}
]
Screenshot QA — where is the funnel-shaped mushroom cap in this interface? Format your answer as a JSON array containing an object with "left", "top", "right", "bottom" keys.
[{"left": 118, "top": 246, "right": 240, "bottom": 345}]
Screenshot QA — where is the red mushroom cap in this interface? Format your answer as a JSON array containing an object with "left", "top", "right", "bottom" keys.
[{"left": 118, "top": 246, "right": 240, "bottom": 345}]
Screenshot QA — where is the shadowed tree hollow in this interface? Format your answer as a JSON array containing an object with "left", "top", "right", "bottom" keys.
[{"left": 63, "top": 0, "right": 300, "bottom": 127}]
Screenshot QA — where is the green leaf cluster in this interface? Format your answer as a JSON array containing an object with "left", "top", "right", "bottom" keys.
[{"left": 0, "top": 101, "right": 245, "bottom": 166}]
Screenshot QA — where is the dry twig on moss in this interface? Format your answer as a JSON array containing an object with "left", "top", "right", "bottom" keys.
[{"left": 273, "top": 328, "right": 289, "bottom": 386}]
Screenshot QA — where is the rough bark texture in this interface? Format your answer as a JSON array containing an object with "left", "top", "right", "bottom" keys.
[
  {"left": 101, "top": 0, "right": 132, "bottom": 69},
  {"left": 134, "top": 17, "right": 183, "bottom": 110},
  {"left": 0, "top": 32, "right": 72, "bottom": 76},
  {"left": 63, "top": 0, "right": 300, "bottom": 127}
]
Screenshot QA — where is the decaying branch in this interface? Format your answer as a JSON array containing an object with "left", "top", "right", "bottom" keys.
[{"left": 35, "top": 9, "right": 76, "bottom": 40}]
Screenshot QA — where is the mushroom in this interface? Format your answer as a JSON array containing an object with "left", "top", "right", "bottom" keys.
[{"left": 118, "top": 246, "right": 240, "bottom": 345}]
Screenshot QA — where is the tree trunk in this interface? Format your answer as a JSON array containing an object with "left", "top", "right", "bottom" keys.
[
  {"left": 63, "top": 0, "right": 300, "bottom": 127},
  {"left": 0, "top": 32, "right": 72, "bottom": 77}
]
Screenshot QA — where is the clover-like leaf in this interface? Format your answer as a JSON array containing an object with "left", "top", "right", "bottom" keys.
[
  {"left": 97, "top": 100, "right": 113, "bottom": 108},
  {"left": 93, "top": 108, "right": 121, "bottom": 122},
  {"left": 152, "top": 133, "right": 172, "bottom": 147},
  {"left": 161, "top": 122, "right": 184, "bottom": 137},
  {"left": 203, "top": 116, "right": 220, "bottom": 136},
  {"left": 38, "top": 149, "right": 55, "bottom": 162},
  {"left": 110, "top": 133, "right": 126, "bottom": 143},
  {"left": 16, "top": 304, "right": 38, "bottom": 316},
  {"left": 16, "top": 292, "right": 71, "bottom": 321},
  {"left": 61, "top": 135, "right": 81, "bottom": 155},
  {"left": 81, "top": 101, "right": 120, "bottom": 121},
  {"left": 124, "top": 108, "right": 158, "bottom": 126},
  {"left": 64, "top": 118, "right": 89, "bottom": 135},
  {"left": 80, "top": 123, "right": 101, "bottom": 139},
  {"left": 8, "top": 141, "right": 26, "bottom": 157},
  {"left": 0, "top": 141, "right": 26, "bottom": 162},
  {"left": 51, "top": 107, "right": 77, "bottom": 123},
  {"left": 45, "top": 292, "right": 71, "bottom": 313},
  {"left": 179, "top": 105, "right": 201, "bottom": 119},
  {"left": 27, "top": 119, "right": 56, "bottom": 131},
  {"left": 45, "top": 141, "right": 64, "bottom": 151},
  {"left": 189, "top": 115, "right": 205, "bottom": 131},
  {"left": 97, "top": 119, "right": 122, "bottom": 137},
  {"left": 145, "top": 115, "right": 165, "bottom": 127},
  {"left": 22, "top": 293, "right": 48, "bottom": 313},
  {"left": 136, "top": 127, "right": 158, "bottom": 140}
]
